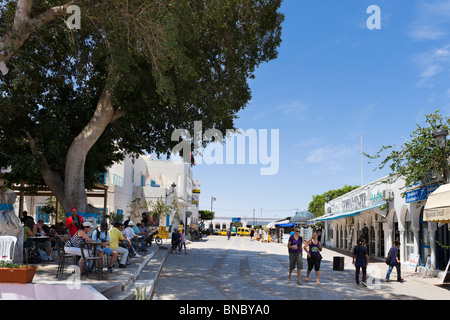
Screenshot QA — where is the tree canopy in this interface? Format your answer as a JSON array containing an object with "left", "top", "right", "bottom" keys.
[
  {"left": 0, "top": 0, "right": 284, "bottom": 212},
  {"left": 364, "top": 110, "right": 450, "bottom": 194},
  {"left": 308, "top": 185, "right": 360, "bottom": 217}
]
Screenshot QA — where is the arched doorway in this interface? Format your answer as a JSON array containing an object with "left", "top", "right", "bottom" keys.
[
  {"left": 393, "top": 212, "right": 400, "bottom": 243},
  {"left": 404, "top": 209, "right": 414, "bottom": 262},
  {"left": 419, "top": 207, "right": 431, "bottom": 266}
]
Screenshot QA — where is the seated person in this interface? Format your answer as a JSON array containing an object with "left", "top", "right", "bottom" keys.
[
  {"left": 23, "top": 219, "right": 37, "bottom": 249},
  {"left": 92, "top": 221, "right": 118, "bottom": 273},
  {"left": 64, "top": 221, "right": 95, "bottom": 275},
  {"left": 36, "top": 219, "right": 52, "bottom": 257},
  {"left": 109, "top": 222, "right": 129, "bottom": 268},
  {"left": 136, "top": 223, "right": 150, "bottom": 247},
  {"left": 122, "top": 221, "right": 143, "bottom": 256}
]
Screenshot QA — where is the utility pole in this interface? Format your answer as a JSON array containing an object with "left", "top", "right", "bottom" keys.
[{"left": 253, "top": 209, "right": 255, "bottom": 227}]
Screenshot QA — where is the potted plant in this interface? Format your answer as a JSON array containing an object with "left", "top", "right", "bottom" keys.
[{"left": 0, "top": 257, "right": 38, "bottom": 284}]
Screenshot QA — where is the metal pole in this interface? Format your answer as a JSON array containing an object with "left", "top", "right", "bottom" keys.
[
  {"left": 361, "top": 134, "right": 364, "bottom": 186},
  {"left": 253, "top": 209, "right": 255, "bottom": 227}
]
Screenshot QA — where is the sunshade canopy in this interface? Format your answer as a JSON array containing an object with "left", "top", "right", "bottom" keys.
[{"left": 424, "top": 184, "right": 450, "bottom": 224}]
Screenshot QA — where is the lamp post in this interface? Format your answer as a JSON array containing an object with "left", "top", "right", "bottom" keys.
[{"left": 432, "top": 125, "right": 449, "bottom": 183}]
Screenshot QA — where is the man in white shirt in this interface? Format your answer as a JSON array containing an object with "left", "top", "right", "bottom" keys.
[{"left": 122, "top": 221, "right": 142, "bottom": 258}]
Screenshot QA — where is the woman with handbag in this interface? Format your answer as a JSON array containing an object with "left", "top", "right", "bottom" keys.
[{"left": 304, "top": 232, "right": 323, "bottom": 284}]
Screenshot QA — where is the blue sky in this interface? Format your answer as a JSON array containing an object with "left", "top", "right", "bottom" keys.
[{"left": 191, "top": 0, "right": 450, "bottom": 219}]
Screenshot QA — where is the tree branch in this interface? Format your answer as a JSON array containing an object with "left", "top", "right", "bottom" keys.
[{"left": 0, "top": 1, "right": 81, "bottom": 73}]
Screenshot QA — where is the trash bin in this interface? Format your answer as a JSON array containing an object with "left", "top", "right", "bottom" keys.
[{"left": 333, "top": 256, "right": 344, "bottom": 271}]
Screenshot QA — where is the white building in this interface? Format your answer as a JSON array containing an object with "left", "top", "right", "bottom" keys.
[
  {"left": 320, "top": 174, "right": 450, "bottom": 276},
  {"left": 90, "top": 155, "right": 199, "bottom": 231},
  {"left": 12, "top": 155, "right": 200, "bottom": 232}
]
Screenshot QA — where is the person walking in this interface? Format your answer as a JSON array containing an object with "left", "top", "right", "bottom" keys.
[
  {"left": 171, "top": 228, "right": 181, "bottom": 254},
  {"left": 353, "top": 238, "right": 369, "bottom": 286},
  {"left": 304, "top": 232, "right": 323, "bottom": 284},
  {"left": 287, "top": 227, "right": 303, "bottom": 285},
  {"left": 385, "top": 240, "right": 404, "bottom": 282},
  {"left": 179, "top": 229, "right": 187, "bottom": 254},
  {"left": 250, "top": 228, "right": 255, "bottom": 241}
]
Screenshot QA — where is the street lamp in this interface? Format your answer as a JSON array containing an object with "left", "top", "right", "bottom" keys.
[
  {"left": 432, "top": 125, "right": 449, "bottom": 183},
  {"left": 432, "top": 125, "right": 449, "bottom": 148},
  {"left": 325, "top": 194, "right": 330, "bottom": 202},
  {"left": 168, "top": 182, "right": 177, "bottom": 196}
]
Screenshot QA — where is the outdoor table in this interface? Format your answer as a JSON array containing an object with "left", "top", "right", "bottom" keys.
[{"left": 29, "top": 236, "right": 49, "bottom": 247}]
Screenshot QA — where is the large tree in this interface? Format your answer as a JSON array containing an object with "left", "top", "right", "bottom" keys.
[
  {"left": 0, "top": 0, "right": 284, "bottom": 213},
  {"left": 365, "top": 110, "right": 450, "bottom": 195},
  {"left": 308, "top": 185, "right": 360, "bottom": 217}
]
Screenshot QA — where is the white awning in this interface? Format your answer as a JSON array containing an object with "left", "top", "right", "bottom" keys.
[
  {"left": 424, "top": 184, "right": 450, "bottom": 224},
  {"left": 317, "top": 201, "right": 386, "bottom": 222}
]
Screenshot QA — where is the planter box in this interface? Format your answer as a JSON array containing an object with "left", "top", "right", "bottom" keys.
[{"left": 0, "top": 266, "right": 38, "bottom": 284}]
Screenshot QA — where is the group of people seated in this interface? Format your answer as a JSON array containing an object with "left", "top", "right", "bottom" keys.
[
  {"left": 22, "top": 211, "right": 62, "bottom": 263},
  {"left": 64, "top": 208, "right": 157, "bottom": 275},
  {"left": 22, "top": 208, "right": 156, "bottom": 276}
]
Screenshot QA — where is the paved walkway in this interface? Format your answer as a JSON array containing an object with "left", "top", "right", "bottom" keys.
[
  {"left": 152, "top": 235, "right": 450, "bottom": 300},
  {"left": 5, "top": 235, "right": 449, "bottom": 300},
  {"left": 9, "top": 240, "right": 170, "bottom": 300}
]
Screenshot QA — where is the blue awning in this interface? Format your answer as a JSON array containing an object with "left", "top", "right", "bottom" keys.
[
  {"left": 275, "top": 222, "right": 296, "bottom": 227},
  {"left": 317, "top": 201, "right": 386, "bottom": 222}
]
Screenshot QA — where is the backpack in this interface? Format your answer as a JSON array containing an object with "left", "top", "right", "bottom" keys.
[{"left": 385, "top": 248, "right": 392, "bottom": 265}]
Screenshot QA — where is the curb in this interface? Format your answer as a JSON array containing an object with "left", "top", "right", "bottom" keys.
[{"left": 107, "top": 246, "right": 168, "bottom": 300}]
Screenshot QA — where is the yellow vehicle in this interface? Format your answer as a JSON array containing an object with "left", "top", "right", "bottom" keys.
[
  {"left": 237, "top": 227, "right": 251, "bottom": 236},
  {"left": 219, "top": 229, "right": 237, "bottom": 236}
]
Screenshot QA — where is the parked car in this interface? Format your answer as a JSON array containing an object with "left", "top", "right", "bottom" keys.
[{"left": 237, "top": 227, "right": 251, "bottom": 236}]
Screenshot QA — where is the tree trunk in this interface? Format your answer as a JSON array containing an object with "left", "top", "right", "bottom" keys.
[{"left": 63, "top": 87, "right": 123, "bottom": 213}]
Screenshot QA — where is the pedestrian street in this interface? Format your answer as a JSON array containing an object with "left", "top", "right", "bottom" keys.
[{"left": 152, "top": 235, "right": 450, "bottom": 300}]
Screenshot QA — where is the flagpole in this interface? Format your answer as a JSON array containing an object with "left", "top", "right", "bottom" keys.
[{"left": 361, "top": 134, "right": 363, "bottom": 187}]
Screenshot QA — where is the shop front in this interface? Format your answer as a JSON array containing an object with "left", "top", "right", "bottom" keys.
[
  {"left": 320, "top": 180, "right": 389, "bottom": 258},
  {"left": 424, "top": 184, "right": 450, "bottom": 280}
]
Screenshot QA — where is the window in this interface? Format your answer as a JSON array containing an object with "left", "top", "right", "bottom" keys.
[{"left": 141, "top": 175, "right": 145, "bottom": 187}]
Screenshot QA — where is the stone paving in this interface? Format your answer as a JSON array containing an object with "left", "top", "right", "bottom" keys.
[{"left": 152, "top": 235, "right": 450, "bottom": 300}]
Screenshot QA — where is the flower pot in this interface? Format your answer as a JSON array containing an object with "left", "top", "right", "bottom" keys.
[{"left": 0, "top": 266, "right": 38, "bottom": 284}]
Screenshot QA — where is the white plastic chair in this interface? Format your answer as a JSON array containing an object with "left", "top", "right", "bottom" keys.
[{"left": 0, "top": 236, "right": 17, "bottom": 261}]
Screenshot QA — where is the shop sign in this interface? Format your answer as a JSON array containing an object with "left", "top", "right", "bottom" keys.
[
  {"left": 407, "top": 254, "right": 420, "bottom": 272},
  {"left": 193, "top": 189, "right": 201, "bottom": 194},
  {"left": 341, "top": 192, "right": 367, "bottom": 212},
  {"left": 369, "top": 190, "right": 385, "bottom": 206},
  {"left": 330, "top": 188, "right": 386, "bottom": 216},
  {"left": 405, "top": 184, "right": 439, "bottom": 203}
]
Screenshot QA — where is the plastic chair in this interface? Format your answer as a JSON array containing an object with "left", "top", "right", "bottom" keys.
[{"left": 0, "top": 236, "right": 17, "bottom": 261}]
